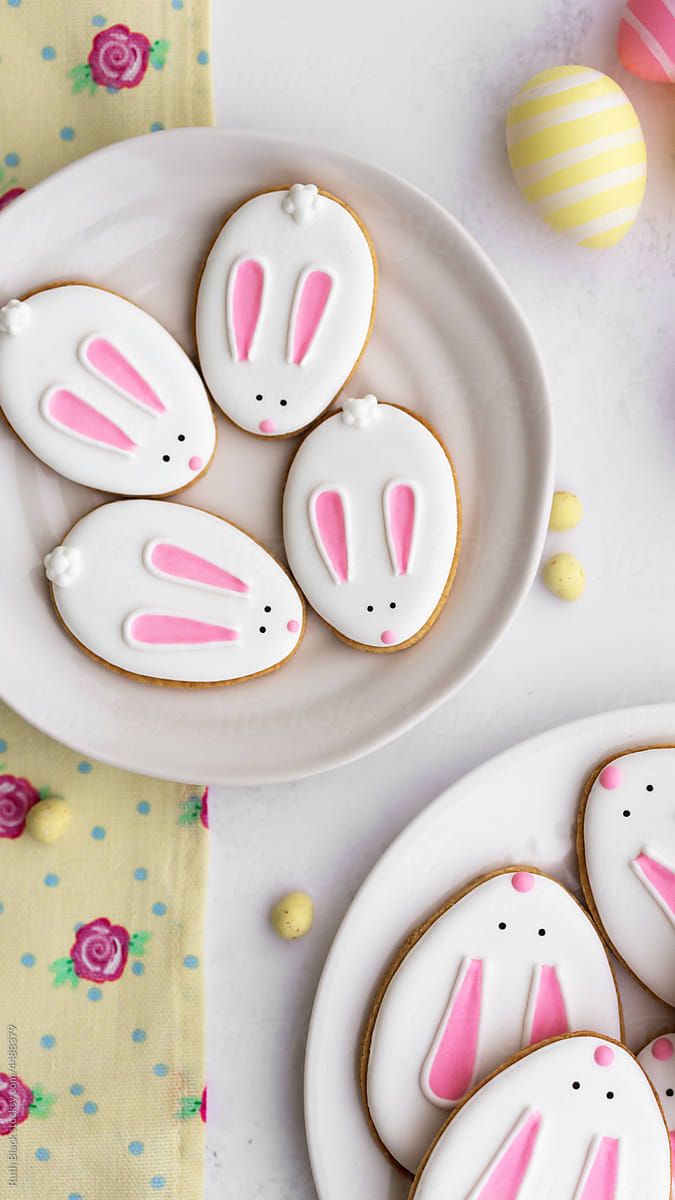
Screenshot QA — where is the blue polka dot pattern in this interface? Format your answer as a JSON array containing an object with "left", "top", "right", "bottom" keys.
[
  {"left": 131, "top": 1028, "right": 146, "bottom": 1043},
  {"left": 87, "top": 987, "right": 102, "bottom": 1002},
  {"left": 73, "top": 922, "right": 84, "bottom": 932},
  {"left": 150, "top": 122, "right": 164, "bottom": 132},
  {"left": 132, "top": 961, "right": 145, "bottom": 976},
  {"left": 4, "top": 152, "right": 19, "bottom": 167},
  {"left": 137, "top": 801, "right": 151, "bottom": 814},
  {"left": 92, "top": 13, "right": 106, "bottom": 24},
  {"left": 197, "top": 50, "right": 209, "bottom": 65},
  {"left": 134, "top": 867, "right": 148, "bottom": 881},
  {"left": 41, "top": 1035, "right": 56, "bottom": 1049},
  {"left": 172, "top": 0, "right": 184, "bottom": 7},
  {"left": 21, "top": 953, "right": 35, "bottom": 967},
  {"left": 35, "top": 1147, "right": 50, "bottom": 1161},
  {"left": 153, "top": 1063, "right": 168, "bottom": 1077},
  {"left": 151, "top": 1176, "right": 166, "bottom": 1189},
  {"left": 7, "top": 0, "right": 22, "bottom": 7},
  {"left": 128, "top": 1140, "right": 144, "bottom": 1155},
  {"left": 183, "top": 954, "right": 199, "bottom": 969},
  {"left": 78, "top": 760, "right": 92, "bottom": 774},
  {"left": 60, "top": 127, "right": 75, "bottom": 142},
  {"left": 152, "top": 902, "right": 167, "bottom": 916},
  {"left": 44, "top": 873, "right": 59, "bottom": 887},
  {"left": 0, "top": 739, "right": 7, "bottom": 752},
  {"left": 70, "top": 1083, "right": 84, "bottom": 1096},
  {"left": 83, "top": 1101, "right": 98, "bottom": 1115},
  {"left": 91, "top": 826, "right": 106, "bottom": 840},
  {"left": 0, "top": 902, "right": 4, "bottom": 915},
  {"left": 42, "top": 46, "right": 56, "bottom": 60},
  {"left": 69, "top": 1194, "right": 83, "bottom": 1200}
]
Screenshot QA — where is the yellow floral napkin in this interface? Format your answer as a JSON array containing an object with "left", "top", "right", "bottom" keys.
[
  {"left": 0, "top": 702, "right": 207, "bottom": 1199},
  {"left": 0, "top": 0, "right": 213, "bottom": 204}
]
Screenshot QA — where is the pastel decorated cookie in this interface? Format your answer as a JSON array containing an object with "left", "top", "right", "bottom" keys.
[
  {"left": 45, "top": 499, "right": 305, "bottom": 686},
  {"left": 507, "top": 67, "right": 647, "bottom": 248},
  {"left": 619, "top": 0, "right": 675, "bottom": 82},
  {"left": 578, "top": 749, "right": 675, "bottom": 1006},
  {"left": 410, "top": 1035, "right": 671, "bottom": 1200},
  {"left": 195, "top": 184, "right": 377, "bottom": 437},
  {"left": 0, "top": 286, "right": 216, "bottom": 495},
  {"left": 362, "top": 869, "right": 622, "bottom": 1174},
  {"left": 637, "top": 1033, "right": 675, "bottom": 1191},
  {"left": 282, "top": 397, "right": 460, "bottom": 651}
]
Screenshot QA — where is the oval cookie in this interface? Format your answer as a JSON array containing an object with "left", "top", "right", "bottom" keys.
[
  {"left": 45, "top": 500, "right": 305, "bottom": 685},
  {"left": 638, "top": 1032, "right": 675, "bottom": 1191},
  {"left": 195, "top": 184, "right": 377, "bottom": 437},
  {"left": 0, "top": 286, "right": 216, "bottom": 495},
  {"left": 282, "top": 396, "right": 460, "bottom": 651},
  {"left": 411, "top": 1035, "right": 671, "bottom": 1200},
  {"left": 578, "top": 748, "right": 675, "bottom": 1006},
  {"left": 363, "top": 868, "right": 622, "bottom": 1174}
]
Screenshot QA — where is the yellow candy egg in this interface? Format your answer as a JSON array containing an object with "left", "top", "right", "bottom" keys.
[
  {"left": 543, "top": 552, "right": 586, "bottom": 601},
  {"left": 549, "top": 491, "right": 583, "bottom": 532},
  {"left": 25, "top": 797, "right": 72, "bottom": 843},
  {"left": 271, "top": 891, "right": 314, "bottom": 940},
  {"left": 507, "top": 66, "right": 646, "bottom": 248}
]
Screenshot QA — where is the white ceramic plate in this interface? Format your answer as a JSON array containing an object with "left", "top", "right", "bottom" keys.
[
  {"left": 304, "top": 704, "right": 675, "bottom": 1200},
  {"left": 0, "top": 128, "right": 553, "bottom": 784}
]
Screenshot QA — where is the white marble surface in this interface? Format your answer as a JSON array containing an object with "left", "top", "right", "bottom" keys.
[{"left": 207, "top": 1, "right": 675, "bottom": 1195}]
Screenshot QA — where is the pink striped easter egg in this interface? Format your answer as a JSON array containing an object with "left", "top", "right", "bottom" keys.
[{"left": 618, "top": 0, "right": 675, "bottom": 82}]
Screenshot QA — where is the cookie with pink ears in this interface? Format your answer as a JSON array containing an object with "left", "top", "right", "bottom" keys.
[
  {"left": 195, "top": 183, "right": 377, "bottom": 438},
  {"left": 0, "top": 284, "right": 216, "bottom": 496},
  {"left": 283, "top": 396, "right": 461, "bottom": 652},
  {"left": 360, "top": 868, "right": 623, "bottom": 1176},
  {"left": 638, "top": 1032, "right": 675, "bottom": 1195},
  {"left": 409, "top": 1034, "right": 671, "bottom": 1200},
  {"left": 577, "top": 747, "right": 675, "bottom": 1007}
]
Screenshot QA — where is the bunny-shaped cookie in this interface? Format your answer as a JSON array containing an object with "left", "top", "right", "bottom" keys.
[
  {"left": 0, "top": 286, "right": 216, "bottom": 495},
  {"left": 282, "top": 396, "right": 460, "bottom": 650},
  {"left": 363, "top": 870, "right": 622, "bottom": 1174},
  {"left": 195, "top": 184, "right": 377, "bottom": 437},
  {"left": 579, "top": 748, "right": 675, "bottom": 1006},
  {"left": 411, "top": 1035, "right": 671, "bottom": 1199},
  {"left": 638, "top": 1033, "right": 675, "bottom": 1197},
  {"left": 45, "top": 499, "right": 305, "bottom": 685}
]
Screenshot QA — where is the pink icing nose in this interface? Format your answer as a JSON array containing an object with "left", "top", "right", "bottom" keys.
[
  {"left": 188, "top": 456, "right": 203, "bottom": 472},
  {"left": 380, "top": 630, "right": 396, "bottom": 645},
  {"left": 287, "top": 619, "right": 300, "bottom": 633},
  {"left": 259, "top": 419, "right": 276, "bottom": 434}
]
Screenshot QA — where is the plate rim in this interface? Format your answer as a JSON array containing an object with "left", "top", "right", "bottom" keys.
[{"left": 0, "top": 126, "right": 554, "bottom": 784}]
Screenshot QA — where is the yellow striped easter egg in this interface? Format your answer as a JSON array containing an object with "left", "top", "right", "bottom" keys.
[{"left": 507, "top": 65, "right": 647, "bottom": 248}]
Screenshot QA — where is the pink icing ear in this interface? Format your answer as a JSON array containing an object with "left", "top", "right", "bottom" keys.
[
  {"left": 124, "top": 613, "right": 239, "bottom": 647},
  {"left": 42, "top": 388, "right": 136, "bottom": 454},
  {"left": 422, "top": 958, "right": 483, "bottom": 1105},
  {"left": 576, "top": 1136, "right": 619, "bottom": 1200},
  {"left": 525, "top": 965, "right": 569, "bottom": 1046},
  {"left": 80, "top": 337, "right": 165, "bottom": 415},
  {"left": 383, "top": 481, "right": 417, "bottom": 576},
  {"left": 471, "top": 1108, "right": 542, "bottom": 1200},
  {"left": 309, "top": 488, "right": 349, "bottom": 584},
  {"left": 652, "top": 1037, "right": 674, "bottom": 1062},
  {"left": 288, "top": 268, "right": 333, "bottom": 364},
  {"left": 598, "top": 764, "right": 622, "bottom": 789},
  {"left": 594, "top": 1045, "right": 615, "bottom": 1067},
  {"left": 511, "top": 872, "right": 536, "bottom": 894},
  {"left": 631, "top": 851, "right": 675, "bottom": 923},
  {"left": 146, "top": 542, "right": 250, "bottom": 595},
  {"left": 227, "top": 258, "right": 265, "bottom": 362}
]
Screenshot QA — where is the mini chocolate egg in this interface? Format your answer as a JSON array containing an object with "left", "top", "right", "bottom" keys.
[
  {"left": 549, "top": 490, "right": 583, "bottom": 531},
  {"left": 507, "top": 66, "right": 647, "bottom": 247},
  {"left": 543, "top": 552, "right": 586, "bottom": 601},
  {"left": 271, "top": 891, "right": 314, "bottom": 940},
  {"left": 619, "top": 0, "right": 675, "bottom": 82},
  {"left": 26, "top": 797, "right": 72, "bottom": 843}
]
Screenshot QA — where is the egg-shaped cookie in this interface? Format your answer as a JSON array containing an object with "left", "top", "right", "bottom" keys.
[
  {"left": 619, "top": 0, "right": 675, "bottom": 82},
  {"left": 507, "top": 66, "right": 646, "bottom": 248}
]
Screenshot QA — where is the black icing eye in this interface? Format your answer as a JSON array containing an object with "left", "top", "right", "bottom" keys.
[
  {"left": 264, "top": 606, "right": 271, "bottom": 613},
  {"left": 666, "top": 1088, "right": 674, "bottom": 1098},
  {"left": 498, "top": 921, "right": 507, "bottom": 930},
  {"left": 280, "top": 399, "right": 287, "bottom": 407},
  {"left": 259, "top": 626, "right": 267, "bottom": 634},
  {"left": 572, "top": 1081, "right": 581, "bottom": 1090},
  {"left": 623, "top": 810, "right": 631, "bottom": 818},
  {"left": 606, "top": 1091, "right": 614, "bottom": 1100},
  {"left": 367, "top": 605, "right": 374, "bottom": 613},
  {"left": 162, "top": 454, "right": 170, "bottom": 462},
  {"left": 538, "top": 928, "right": 546, "bottom": 936},
  {"left": 646, "top": 784, "right": 654, "bottom": 792},
  {"left": 256, "top": 393, "right": 263, "bottom": 402},
  {"left": 389, "top": 602, "right": 396, "bottom": 609},
  {"left": 177, "top": 433, "right": 186, "bottom": 442}
]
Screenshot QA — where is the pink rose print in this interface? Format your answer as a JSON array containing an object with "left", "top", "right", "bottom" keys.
[
  {"left": 0, "top": 188, "right": 25, "bottom": 213},
  {"left": 0, "top": 1074, "right": 33, "bottom": 1136},
  {"left": 200, "top": 1086, "right": 207, "bottom": 1123},
  {"left": 178, "top": 788, "right": 209, "bottom": 829},
  {"left": 177, "top": 1085, "right": 207, "bottom": 1121},
  {"left": 70, "top": 26, "right": 170, "bottom": 95},
  {"left": 200, "top": 788, "right": 209, "bottom": 830},
  {"left": 0, "top": 775, "right": 40, "bottom": 839},
  {"left": 50, "top": 918, "right": 150, "bottom": 988}
]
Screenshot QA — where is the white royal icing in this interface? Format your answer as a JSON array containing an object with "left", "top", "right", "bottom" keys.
[
  {"left": 282, "top": 399, "right": 459, "bottom": 650},
  {"left": 195, "top": 186, "right": 376, "bottom": 437},
  {"left": 637, "top": 1033, "right": 675, "bottom": 1198},
  {"left": 413, "top": 1035, "right": 670, "bottom": 1199},
  {"left": 0, "top": 285, "right": 216, "bottom": 496},
  {"left": 47, "top": 500, "right": 305, "bottom": 685},
  {"left": 582, "top": 749, "right": 675, "bottom": 1006},
  {"left": 0, "top": 298, "right": 31, "bottom": 335},
  {"left": 44, "top": 545, "right": 82, "bottom": 588},
  {"left": 366, "top": 871, "right": 622, "bottom": 1173}
]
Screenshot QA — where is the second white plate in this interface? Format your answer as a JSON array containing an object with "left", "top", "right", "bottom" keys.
[{"left": 0, "top": 128, "right": 553, "bottom": 783}]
